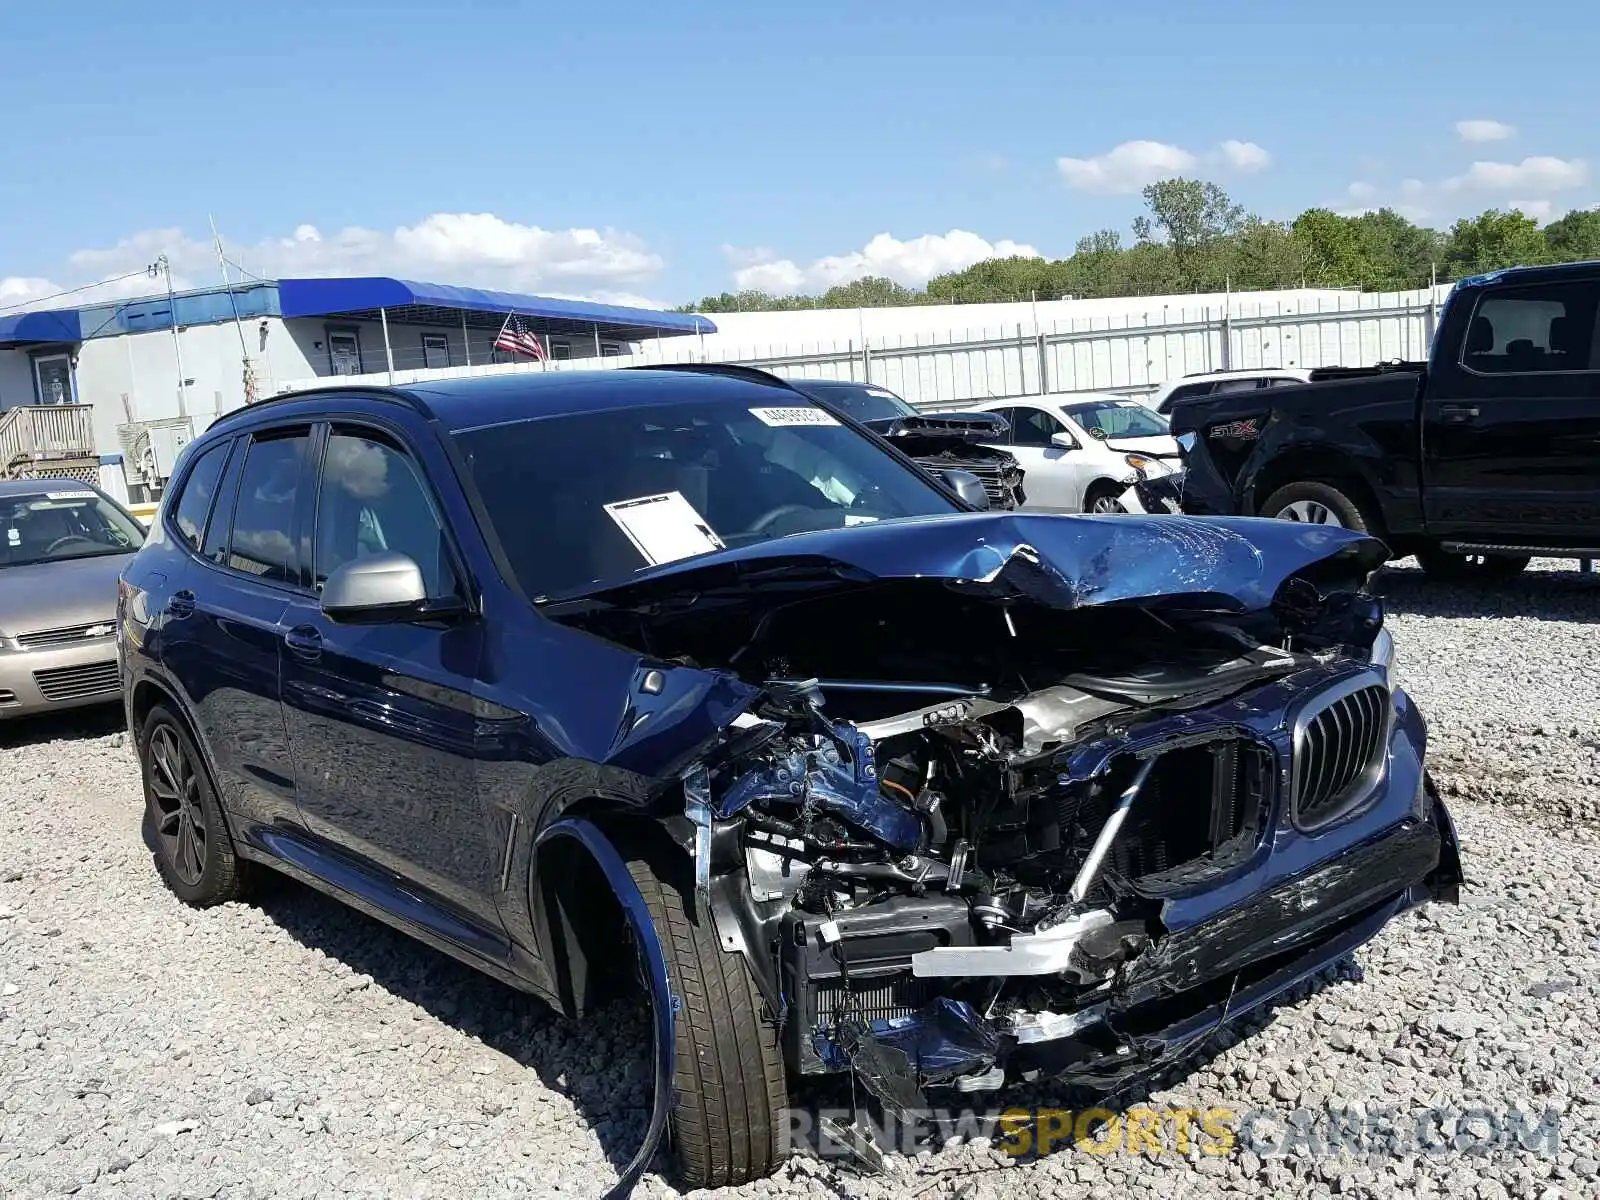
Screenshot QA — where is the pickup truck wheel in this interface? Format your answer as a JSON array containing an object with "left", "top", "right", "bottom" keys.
[
  {"left": 626, "top": 852, "right": 785, "bottom": 1189},
  {"left": 1260, "top": 481, "right": 1370, "bottom": 532},
  {"left": 1415, "top": 547, "right": 1531, "bottom": 581}
]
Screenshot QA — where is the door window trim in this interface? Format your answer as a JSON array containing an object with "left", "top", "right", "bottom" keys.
[
  {"left": 306, "top": 417, "right": 477, "bottom": 609},
  {"left": 1457, "top": 283, "right": 1600, "bottom": 378}
]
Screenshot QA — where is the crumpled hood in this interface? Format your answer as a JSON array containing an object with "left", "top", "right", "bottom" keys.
[{"left": 551, "top": 511, "right": 1388, "bottom": 614}]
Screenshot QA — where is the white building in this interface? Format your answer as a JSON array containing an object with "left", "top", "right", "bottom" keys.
[{"left": 0, "top": 276, "right": 714, "bottom": 501}]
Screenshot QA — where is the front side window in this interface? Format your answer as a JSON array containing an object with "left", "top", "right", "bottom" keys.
[
  {"left": 171, "top": 440, "right": 232, "bottom": 551},
  {"left": 453, "top": 393, "right": 959, "bottom": 599},
  {"left": 1010, "top": 407, "right": 1067, "bottom": 446},
  {"left": 1061, "top": 400, "right": 1170, "bottom": 440},
  {"left": 1463, "top": 282, "right": 1600, "bottom": 374},
  {"left": 0, "top": 487, "right": 145, "bottom": 568},
  {"left": 314, "top": 430, "right": 455, "bottom": 598},
  {"left": 226, "top": 432, "right": 310, "bottom": 584}
]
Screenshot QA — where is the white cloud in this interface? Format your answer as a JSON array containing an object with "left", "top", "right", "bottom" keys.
[
  {"left": 1346, "top": 181, "right": 1378, "bottom": 202},
  {"left": 1510, "top": 198, "right": 1554, "bottom": 221},
  {"left": 1219, "top": 140, "right": 1272, "bottom": 172},
  {"left": 1455, "top": 119, "right": 1516, "bottom": 143},
  {"left": 1446, "top": 156, "right": 1587, "bottom": 192},
  {"left": 3, "top": 213, "right": 666, "bottom": 315},
  {"left": 1057, "top": 141, "right": 1198, "bottom": 193},
  {"left": 730, "top": 230, "right": 1040, "bottom": 295},
  {"left": 1057, "top": 138, "right": 1274, "bottom": 193}
]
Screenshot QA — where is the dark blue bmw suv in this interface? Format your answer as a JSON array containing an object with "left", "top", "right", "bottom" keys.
[{"left": 119, "top": 365, "right": 1460, "bottom": 1196}]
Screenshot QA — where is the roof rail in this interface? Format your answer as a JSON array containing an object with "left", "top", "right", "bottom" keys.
[
  {"left": 203, "top": 384, "right": 432, "bottom": 434},
  {"left": 627, "top": 362, "right": 799, "bottom": 391}
]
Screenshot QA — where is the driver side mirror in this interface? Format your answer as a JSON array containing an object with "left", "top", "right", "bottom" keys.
[
  {"left": 941, "top": 469, "right": 991, "bottom": 511},
  {"left": 322, "top": 551, "right": 461, "bottom": 624},
  {"left": 1050, "top": 431, "right": 1080, "bottom": 450}
]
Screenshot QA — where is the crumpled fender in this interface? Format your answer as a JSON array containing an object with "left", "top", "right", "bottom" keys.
[{"left": 535, "top": 819, "right": 674, "bottom": 1200}]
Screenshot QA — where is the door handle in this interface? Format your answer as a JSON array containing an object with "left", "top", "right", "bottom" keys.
[
  {"left": 1438, "top": 403, "right": 1481, "bottom": 423},
  {"left": 166, "top": 590, "right": 196, "bottom": 618},
  {"left": 283, "top": 625, "right": 323, "bottom": 661}
]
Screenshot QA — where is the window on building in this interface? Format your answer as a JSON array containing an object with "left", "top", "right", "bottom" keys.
[
  {"left": 600, "top": 342, "right": 623, "bottom": 357},
  {"left": 33, "top": 354, "right": 74, "bottom": 404},
  {"left": 327, "top": 330, "right": 363, "bottom": 376},
  {"left": 313, "top": 430, "right": 456, "bottom": 598},
  {"left": 226, "top": 431, "right": 310, "bottom": 584},
  {"left": 549, "top": 341, "right": 572, "bottom": 361},
  {"left": 170, "top": 440, "right": 232, "bottom": 552},
  {"left": 421, "top": 334, "right": 451, "bottom": 370}
]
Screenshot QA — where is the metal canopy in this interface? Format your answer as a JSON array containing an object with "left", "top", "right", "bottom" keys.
[
  {"left": 276, "top": 277, "right": 715, "bottom": 339},
  {"left": 0, "top": 308, "right": 83, "bottom": 347}
]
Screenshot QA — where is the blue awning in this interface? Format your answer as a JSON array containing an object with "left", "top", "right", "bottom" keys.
[
  {"left": 276, "top": 277, "right": 715, "bottom": 337},
  {"left": 0, "top": 308, "right": 83, "bottom": 347}
]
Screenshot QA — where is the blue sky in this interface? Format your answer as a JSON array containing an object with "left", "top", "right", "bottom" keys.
[{"left": 1, "top": 0, "right": 1594, "bottom": 309}]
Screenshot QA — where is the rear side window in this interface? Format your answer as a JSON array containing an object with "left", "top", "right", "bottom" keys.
[
  {"left": 1211, "top": 377, "right": 1264, "bottom": 394},
  {"left": 1159, "top": 383, "right": 1212, "bottom": 411},
  {"left": 225, "top": 432, "right": 311, "bottom": 584},
  {"left": 170, "top": 440, "right": 231, "bottom": 551},
  {"left": 1463, "top": 282, "right": 1600, "bottom": 374}
]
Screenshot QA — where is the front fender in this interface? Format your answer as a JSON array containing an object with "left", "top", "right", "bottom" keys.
[{"left": 534, "top": 818, "right": 675, "bottom": 1200}]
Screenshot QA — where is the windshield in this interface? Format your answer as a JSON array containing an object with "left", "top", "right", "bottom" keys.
[
  {"left": 0, "top": 488, "right": 145, "bottom": 567},
  {"left": 1062, "top": 400, "right": 1170, "bottom": 440},
  {"left": 812, "top": 385, "right": 918, "bottom": 423},
  {"left": 453, "top": 393, "right": 960, "bottom": 599}
]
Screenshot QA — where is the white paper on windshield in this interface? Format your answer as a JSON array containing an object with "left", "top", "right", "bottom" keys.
[
  {"left": 749, "top": 406, "right": 840, "bottom": 428},
  {"left": 604, "top": 491, "right": 725, "bottom": 567},
  {"left": 44, "top": 490, "right": 94, "bottom": 500},
  {"left": 844, "top": 514, "right": 879, "bottom": 526}
]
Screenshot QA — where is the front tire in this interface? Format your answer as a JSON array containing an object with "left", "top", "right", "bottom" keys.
[
  {"left": 1415, "top": 546, "right": 1531, "bottom": 581},
  {"left": 1084, "top": 481, "right": 1127, "bottom": 515},
  {"left": 139, "top": 704, "right": 248, "bottom": 907},
  {"left": 626, "top": 852, "right": 785, "bottom": 1189},
  {"left": 1260, "top": 480, "right": 1372, "bottom": 532}
]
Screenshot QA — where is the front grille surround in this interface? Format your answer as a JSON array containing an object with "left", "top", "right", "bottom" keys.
[
  {"left": 913, "top": 454, "right": 1021, "bottom": 506},
  {"left": 16, "top": 621, "right": 117, "bottom": 650},
  {"left": 33, "top": 660, "right": 121, "bottom": 703},
  {"left": 1290, "top": 671, "right": 1392, "bottom": 830}
]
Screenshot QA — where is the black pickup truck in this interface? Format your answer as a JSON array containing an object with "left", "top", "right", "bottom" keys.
[{"left": 1170, "top": 260, "right": 1600, "bottom": 579}]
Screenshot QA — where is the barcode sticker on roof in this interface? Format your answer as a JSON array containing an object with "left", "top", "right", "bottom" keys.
[
  {"left": 749, "top": 406, "right": 840, "bottom": 428},
  {"left": 44, "top": 490, "right": 95, "bottom": 500}
]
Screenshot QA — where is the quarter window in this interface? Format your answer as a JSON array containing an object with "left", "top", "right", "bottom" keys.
[
  {"left": 314, "top": 430, "right": 455, "bottom": 598},
  {"left": 170, "top": 440, "right": 231, "bottom": 552},
  {"left": 1463, "top": 282, "right": 1600, "bottom": 374},
  {"left": 226, "top": 432, "right": 310, "bottom": 584}
]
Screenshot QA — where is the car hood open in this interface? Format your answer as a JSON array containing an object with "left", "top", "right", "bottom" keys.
[{"left": 544, "top": 511, "right": 1388, "bottom": 616}]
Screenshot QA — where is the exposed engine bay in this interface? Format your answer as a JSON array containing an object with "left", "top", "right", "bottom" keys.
[{"left": 546, "top": 515, "right": 1460, "bottom": 1122}]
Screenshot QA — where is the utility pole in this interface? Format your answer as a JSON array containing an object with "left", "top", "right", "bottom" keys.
[{"left": 149, "top": 254, "right": 188, "bottom": 418}]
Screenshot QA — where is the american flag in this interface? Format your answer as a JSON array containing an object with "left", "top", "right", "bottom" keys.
[{"left": 493, "top": 313, "right": 547, "bottom": 360}]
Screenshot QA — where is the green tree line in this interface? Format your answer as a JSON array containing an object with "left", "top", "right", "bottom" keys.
[{"left": 683, "top": 181, "right": 1600, "bottom": 313}]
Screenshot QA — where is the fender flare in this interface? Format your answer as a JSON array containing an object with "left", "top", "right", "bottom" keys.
[{"left": 535, "top": 818, "right": 675, "bottom": 1200}]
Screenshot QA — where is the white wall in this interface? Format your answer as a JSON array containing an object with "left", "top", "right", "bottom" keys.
[{"left": 0, "top": 349, "right": 37, "bottom": 409}]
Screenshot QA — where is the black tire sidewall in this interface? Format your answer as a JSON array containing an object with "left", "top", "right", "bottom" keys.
[
  {"left": 140, "top": 704, "right": 241, "bottom": 906},
  {"left": 1084, "top": 482, "right": 1126, "bottom": 514},
  {"left": 1260, "top": 480, "right": 1371, "bottom": 533}
]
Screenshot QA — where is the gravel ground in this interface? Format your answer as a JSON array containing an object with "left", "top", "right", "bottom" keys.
[{"left": 2, "top": 559, "right": 1599, "bottom": 1199}]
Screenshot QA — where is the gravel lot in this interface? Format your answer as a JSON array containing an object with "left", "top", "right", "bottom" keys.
[{"left": 3, "top": 559, "right": 1599, "bottom": 1199}]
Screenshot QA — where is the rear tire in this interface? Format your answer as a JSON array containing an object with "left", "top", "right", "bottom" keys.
[
  {"left": 139, "top": 704, "right": 248, "bottom": 907},
  {"left": 626, "top": 851, "right": 786, "bottom": 1189},
  {"left": 1415, "top": 546, "right": 1531, "bottom": 581},
  {"left": 1260, "top": 480, "right": 1371, "bottom": 532}
]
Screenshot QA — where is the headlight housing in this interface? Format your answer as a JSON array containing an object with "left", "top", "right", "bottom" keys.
[
  {"left": 1370, "top": 627, "right": 1400, "bottom": 693},
  {"left": 1124, "top": 453, "right": 1156, "bottom": 475}
]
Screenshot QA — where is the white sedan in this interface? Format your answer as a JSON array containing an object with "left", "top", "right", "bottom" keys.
[{"left": 967, "top": 394, "right": 1183, "bottom": 513}]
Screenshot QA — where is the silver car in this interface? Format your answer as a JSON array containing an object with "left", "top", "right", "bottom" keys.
[{"left": 0, "top": 479, "right": 145, "bottom": 718}]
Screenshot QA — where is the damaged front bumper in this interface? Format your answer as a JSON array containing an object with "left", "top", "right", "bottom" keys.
[{"left": 783, "top": 679, "right": 1460, "bottom": 1103}]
